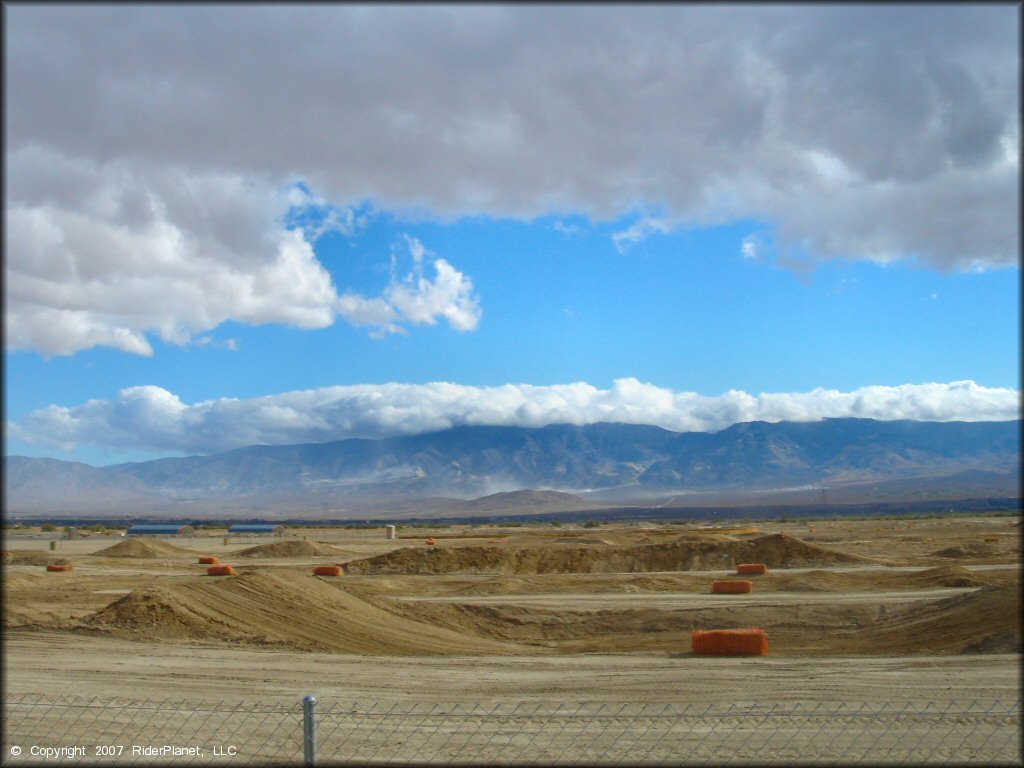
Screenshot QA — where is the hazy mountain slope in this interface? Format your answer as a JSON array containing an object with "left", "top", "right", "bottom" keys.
[
  {"left": 6, "top": 419, "right": 1019, "bottom": 513},
  {"left": 5, "top": 456, "right": 159, "bottom": 510},
  {"left": 637, "top": 419, "right": 1021, "bottom": 489}
]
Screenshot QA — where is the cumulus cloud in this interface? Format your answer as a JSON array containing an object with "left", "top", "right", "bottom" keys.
[
  {"left": 337, "top": 236, "right": 481, "bottom": 337},
  {"left": 8, "top": 379, "right": 1019, "bottom": 457},
  {"left": 5, "top": 152, "right": 335, "bottom": 356},
  {"left": 6, "top": 4, "right": 1017, "bottom": 281},
  {"left": 3, "top": 146, "right": 478, "bottom": 355}
]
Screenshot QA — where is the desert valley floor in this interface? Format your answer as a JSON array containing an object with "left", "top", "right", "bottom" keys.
[{"left": 3, "top": 515, "right": 1019, "bottom": 707}]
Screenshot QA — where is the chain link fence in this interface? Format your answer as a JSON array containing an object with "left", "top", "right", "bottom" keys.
[{"left": 3, "top": 694, "right": 1020, "bottom": 765}]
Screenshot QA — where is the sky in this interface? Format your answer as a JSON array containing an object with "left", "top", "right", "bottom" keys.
[{"left": 4, "top": 4, "right": 1021, "bottom": 467}]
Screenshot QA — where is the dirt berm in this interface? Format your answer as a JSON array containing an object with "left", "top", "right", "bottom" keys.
[
  {"left": 399, "top": 583, "right": 1021, "bottom": 656},
  {"left": 91, "top": 538, "right": 197, "bottom": 558},
  {"left": 831, "top": 583, "right": 1021, "bottom": 655},
  {"left": 929, "top": 542, "right": 998, "bottom": 558},
  {"left": 384, "top": 564, "right": 1012, "bottom": 598},
  {"left": 344, "top": 533, "right": 873, "bottom": 575},
  {"left": 235, "top": 540, "right": 343, "bottom": 558},
  {"left": 81, "top": 570, "right": 521, "bottom": 655},
  {"left": 4, "top": 551, "right": 72, "bottom": 566}
]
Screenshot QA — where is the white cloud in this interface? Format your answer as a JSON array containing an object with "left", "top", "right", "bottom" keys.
[
  {"left": 552, "top": 221, "right": 583, "bottom": 237},
  {"left": 4, "top": 150, "right": 337, "bottom": 356},
  {"left": 612, "top": 217, "right": 672, "bottom": 253},
  {"left": 286, "top": 183, "right": 367, "bottom": 242},
  {"left": 194, "top": 335, "right": 239, "bottom": 351},
  {"left": 8, "top": 379, "right": 1019, "bottom": 457},
  {"left": 335, "top": 294, "right": 402, "bottom": 338},
  {"left": 5, "top": 4, "right": 1016, "bottom": 281},
  {"left": 336, "top": 237, "right": 481, "bottom": 337},
  {"left": 3, "top": 147, "right": 478, "bottom": 355},
  {"left": 741, "top": 237, "right": 760, "bottom": 262}
]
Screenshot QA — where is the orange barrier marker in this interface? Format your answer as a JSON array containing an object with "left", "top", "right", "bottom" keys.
[
  {"left": 198, "top": 556, "right": 219, "bottom": 565},
  {"left": 487, "top": 539, "right": 507, "bottom": 544},
  {"left": 711, "top": 579, "right": 753, "bottom": 594},
  {"left": 736, "top": 563, "right": 768, "bottom": 575},
  {"left": 692, "top": 628, "right": 769, "bottom": 656},
  {"left": 313, "top": 565, "right": 343, "bottom": 577},
  {"left": 425, "top": 538, "right": 437, "bottom": 545},
  {"left": 46, "top": 563, "right": 73, "bottom": 572},
  {"left": 206, "top": 565, "right": 236, "bottom": 576}
]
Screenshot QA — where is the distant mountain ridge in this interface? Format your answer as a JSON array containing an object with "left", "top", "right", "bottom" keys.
[{"left": 5, "top": 418, "right": 1019, "bottom": 515}]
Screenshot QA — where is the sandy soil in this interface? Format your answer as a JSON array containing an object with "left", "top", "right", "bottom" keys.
[
  {"left": 4, "top": 628, "right": 1019, "bottom": 704},
  {"left": 3, "top": 515, "right": 1020, "bottom": 763},
  {"left": 4, "top": 516, "right": 1020, "bottom": 656}
]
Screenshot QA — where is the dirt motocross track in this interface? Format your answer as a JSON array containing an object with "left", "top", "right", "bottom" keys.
[{"left": 3, "top": 515, "right": 1020, "bottom": 705}]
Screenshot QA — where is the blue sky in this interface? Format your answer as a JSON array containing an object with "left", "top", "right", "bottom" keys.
[{"left": 4, "top": 5, "right": 1020, "bottom": 466}]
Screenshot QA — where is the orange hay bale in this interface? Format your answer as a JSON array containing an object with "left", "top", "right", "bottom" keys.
[
  {"left": 424, "top": 538, "right": 437, "bottom": 545},
  {"left": 711, "top": 579, "right": 753, "bottom": 594},
  {"left": 736, "top": 563, "right": 768, "bottom": 575},
  {"left": 313, "top": 565, "right": 343, "bottom": 576},
  {"left": 46, "top": 563, "right": 73, "bottom": 572},
  {"left": 198, "top": 556, "right": 219, "bottom": 565},
  {"left": 692, "top": 628, "right": 769, "bottom": 656},
  {"left": 206, "top": 565, "right": 236, "bottom": 576},
  {"left": 984, "top": 536, "right": 999, "bottom": 543}
]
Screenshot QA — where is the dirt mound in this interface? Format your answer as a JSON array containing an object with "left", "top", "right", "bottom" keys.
[
  {"left": 344, "top": 533, "right": 870, "bottom": 576},
  {"left": 92, "top": 538, "right": 196, "bottom": 558},
  {"left": 929, "top": 542, "right": 997, "bottom": 558},
  {"left": 397, "top": 581, "right": 1021, "bottom": 657},
  {"left": 81, "top": 569, "right": 518, "bottom": 655},
  {"left": 853, "top": 584, "right": 1021, "bottom": 654},
  {"left": 235, "top": 540, "right": 342, "bottom": 558},
  {"left": 770, "top": 565, "right": 1002, "bottom": 593},
  {"left": 4, "top": 551, "right": 71, "bottom": 566},
  {"left": 738, "top": 533, "right": 872, "bottom": 567},
  {"left": 901, "top": 565, "right": 992, "bottom": 588},
  {"left": 86, "top": 587, "right": 220, "bottom": 638}
]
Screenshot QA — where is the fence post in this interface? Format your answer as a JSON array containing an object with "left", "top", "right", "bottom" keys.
[{"left": 303, "top": 695, "right": 317, "bottom": 766}]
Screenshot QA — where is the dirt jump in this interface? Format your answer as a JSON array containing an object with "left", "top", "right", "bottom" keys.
[
  {"left": 91, "top": 538, "right": 198, "bottom": 558},
  {"left": 343, "top": 533, "right": 875, "bottom": 575}
]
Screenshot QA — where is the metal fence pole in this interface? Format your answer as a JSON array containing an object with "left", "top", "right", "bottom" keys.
[{"left": 303, "top": 695, "right": 317, "bottom": 767}]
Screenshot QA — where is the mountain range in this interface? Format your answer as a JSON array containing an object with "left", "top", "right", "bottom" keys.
[{"left": 5, "top": 418, "right": 1020, "bottom": 518}]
